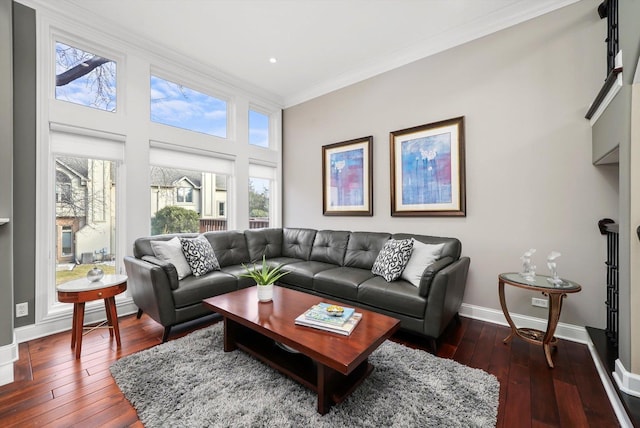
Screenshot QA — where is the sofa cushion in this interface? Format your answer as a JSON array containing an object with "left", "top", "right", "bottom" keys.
[
  {"left": 358, "top": 276, "right": 427, "bottom": 318},
  {"left": 371, "top": 238, "right": 414, "bottom": 282},
  {"left": 219, "top": 264, "right": 257, "bottom": 289},
  {"left": 282, "top": 228, "right": 316, "bottom": 260},
  {"left": 180, "top": 236, "right": 220, "bottom": 277},
  {"left": 150, "top": 237, "right": 192, "bottom": 280},
  {"left": 309, "top": 230, "right": 349, "bottom": 265},
  {"left": 172, "top": 271, "right": 237, "bottom": 308},
  {"left": 245, "top": 228, "right": 283, "bottom": 261},
  {"left": 401, "top": 240, "right": 445, "bottom": 286},
  {"left": 133, "top": 233, "right": 198, "bottom": 259},
  {"left": 343, "top": 232, "right": 392, "bottom": 269},
  {"left": 313, "top": 267, "right": 375, "bottom": 300},
  {"left": 392, "top": 233, "right": 461, "bottom": 260},
  {"left": 279, "top": 261, "right": 335, "bottom": 290},
  {"left": 204, "top": 230, "right": 250, "bottom": 268}
]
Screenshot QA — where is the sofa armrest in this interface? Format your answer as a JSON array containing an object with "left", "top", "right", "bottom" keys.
[
  {"left": 141, "top": 255, "right": 179, "bottom": 290},
  {"left": 417, "top": 256, "right": 454, "bottom": 298},
  {"left": 422, "top": 256, "right": 471, "bottom": 338},
  {"left": 123, "top": 256, "right": 178, "bottom": 327}
]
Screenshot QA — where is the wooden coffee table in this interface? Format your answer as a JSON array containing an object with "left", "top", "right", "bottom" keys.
[{"left": 203, "top": 285, "right": 400, "bottom": 414}]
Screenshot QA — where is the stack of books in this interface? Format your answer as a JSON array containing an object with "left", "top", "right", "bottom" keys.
[{"left": 294, "top": 302, "right": 362, "bottom": 336}]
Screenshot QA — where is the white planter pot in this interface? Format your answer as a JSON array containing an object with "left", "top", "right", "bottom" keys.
[{"left": 257, "top": 283, "right": 274, "bottom": 302}]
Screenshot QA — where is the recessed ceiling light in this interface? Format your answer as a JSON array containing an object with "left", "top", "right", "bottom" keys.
[{"left": 269, "top": 57, "right": 277, "bottom": 64}]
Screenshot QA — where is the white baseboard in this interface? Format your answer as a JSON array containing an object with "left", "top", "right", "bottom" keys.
[
  {"left": 459, "top": 303, "right": 589, "bottom": 344},
  {"left": 0, "top": 334, "right": 18, "bottom": 387},
  {"left": 459, "top": 303, "right": 632, "bottom": 428},
  {"left": 14, "top": 301, "right": 139, "bottom": 344},
  {"left": 614, "top": 359, "right": 640, "bottom": 399}
]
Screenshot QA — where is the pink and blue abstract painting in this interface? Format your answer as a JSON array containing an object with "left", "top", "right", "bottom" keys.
[
  {"left": 330, "top": 148, "right": 364, "bottom": 207},
  {"left": 401, "top": 132, "right": 452, "bottom": 205}
]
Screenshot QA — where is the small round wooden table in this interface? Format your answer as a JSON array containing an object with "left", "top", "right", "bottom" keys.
[
  {"left": 498, "top": 272, "right": 581, "bottom": 368},
  {"left": 57, "top": 274, "right": 128, "bottom": 359}
]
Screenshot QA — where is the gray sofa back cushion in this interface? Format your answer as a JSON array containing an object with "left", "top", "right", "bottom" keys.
[
  {"left": 392, "top": 233, "right": 461, "bottom": 260},
  {"left": 204, "top": 230, "right": 250, "bottom": 268},
  {"left": 343, "top": 232, "right": 391, "bottom": 269},
  {"left": 309, "top": 230, "right": 350, "bottom": 265},
  {"left": 245, "top": 228, "right": 283, "bottom": 261},
  {"left": 282, "top": 228, "right": 316, "bottom": 260},
  {"left": 133, "top": 233, "right": 198, "bottom": 259}
]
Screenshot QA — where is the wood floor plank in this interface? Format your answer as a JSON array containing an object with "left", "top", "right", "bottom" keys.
[
  {"left": 1, "top": 312, "right": 620, "bottom": 427},
  {"left": 502, "top": 359, "right": 531, "bottom": 427},
  {"left": 529, "top": 342, "right": 561, "bottom": 426},
  {"left": 553, "top": 378, "right": 590, "bottom": 427}
]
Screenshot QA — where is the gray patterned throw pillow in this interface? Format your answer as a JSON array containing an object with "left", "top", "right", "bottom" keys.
[
  {"left": 371, "top": 238, "right": 414, "bottom": 282},
  {"left": 179, "top": 235, "right": 220, "bottom": 277}
]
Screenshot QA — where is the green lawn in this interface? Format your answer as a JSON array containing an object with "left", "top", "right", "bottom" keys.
[{"left": 56, "top": 263, "right": 116, "bottom": 285}]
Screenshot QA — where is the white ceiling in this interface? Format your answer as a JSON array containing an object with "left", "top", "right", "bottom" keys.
[{"left": 60, "top": 0, "right": 579, "bottom": 107}]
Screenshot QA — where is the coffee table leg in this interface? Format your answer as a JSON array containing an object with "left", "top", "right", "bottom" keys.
[
  {"left": 223, "top": 318, "right": 238, "bottom": 352},
  {"left": 317, "top": 364, "right": 335, "bottom": 415}
]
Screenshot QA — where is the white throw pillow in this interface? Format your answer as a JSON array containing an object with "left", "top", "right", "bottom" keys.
[
  {"left": 151, "top": 237, "right": 192, "bottom": 280},
  {"left": 401, "top": 240, "right": 446, "bottom": 287}
]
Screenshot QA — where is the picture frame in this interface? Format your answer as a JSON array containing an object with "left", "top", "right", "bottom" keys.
[
  {"left": 390, "top": 117, "right": 466, "bottom": 217},
  {"left": 322, "top": 136, "right": 373, "bottom": 216}
]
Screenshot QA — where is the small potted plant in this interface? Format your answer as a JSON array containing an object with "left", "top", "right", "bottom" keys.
[{"left": 239, "top": 255, "right": 289, "bottom": 302}]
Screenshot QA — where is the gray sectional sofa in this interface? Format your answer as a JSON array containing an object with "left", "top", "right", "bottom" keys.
[{"left": 123, "top": 227, "right": 470, "bottom": 347}]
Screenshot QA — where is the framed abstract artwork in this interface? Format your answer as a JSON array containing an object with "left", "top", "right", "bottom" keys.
[
  {"left": 322, "top": 136, "right": 373, "bottom": 216},
  {"left": 390, "top": 117, "right": 466, "bottom": 217}
]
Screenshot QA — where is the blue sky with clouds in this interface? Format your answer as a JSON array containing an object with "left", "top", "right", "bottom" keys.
[{"left": 150, "top": 76, "right": 227, "bottom": 138}]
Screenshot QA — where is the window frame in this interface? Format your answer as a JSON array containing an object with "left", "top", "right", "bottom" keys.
[
  {"left": 150, "top": 69, "right": 233, "bottom": 141},
  {"left": 50, "top": 30, "right": 125, "bottom": 120}
]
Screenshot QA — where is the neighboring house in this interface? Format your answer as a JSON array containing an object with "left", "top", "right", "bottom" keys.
[
  {"left": 150, "top": 167, "right": 227, "bottom": 220},
  {"left": 55, "top": 157, "right": 115, "bottom": 264}
]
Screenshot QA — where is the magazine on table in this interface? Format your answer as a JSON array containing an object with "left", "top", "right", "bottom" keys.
[
  {"left": 304, "top": 302, "right": 355, "bottom": 326},
  {"left": 295, "top": 311, "right": 362, "bottom": 336}
]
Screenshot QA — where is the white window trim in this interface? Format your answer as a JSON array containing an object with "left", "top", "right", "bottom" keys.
[{"left": 36, "top": 129, "right": 127, "bottom": 323}]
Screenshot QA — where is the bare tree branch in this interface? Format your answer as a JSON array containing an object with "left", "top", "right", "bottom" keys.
[{"left": 56, "top": 56, "right": 110, "bottom": 87}]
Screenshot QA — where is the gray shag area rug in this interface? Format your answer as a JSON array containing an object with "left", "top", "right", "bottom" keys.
[{"left": 110, "top": 323, "right": 499, "bottom": 427}]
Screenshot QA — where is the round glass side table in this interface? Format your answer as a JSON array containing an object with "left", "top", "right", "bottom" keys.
[{"left": 498, "top": 272, "right": 581, "bottom": 368}]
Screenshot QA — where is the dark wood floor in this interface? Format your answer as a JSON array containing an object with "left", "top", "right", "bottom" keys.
[{"left": 0, "top": 313, "right": 620, "bottom": 427}]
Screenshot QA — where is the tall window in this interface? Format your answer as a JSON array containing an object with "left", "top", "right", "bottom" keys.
[
  {"left": 55, "top": 42, "right": 116, "bottom": 111},
  {"left": 249, "top": 177, "right": 270, "bottom": 229},
  {"left": 249, "top": 109, "right": 269, "bottom": 148},
  {"left": 150, "top": 75, "right": 227, "bottom": 138},
  {"left": 55, "top": 156, "right": 117, "bottom": 286},
  {"left": 150, "top": 166, "right": 229, "bottom": 234}
]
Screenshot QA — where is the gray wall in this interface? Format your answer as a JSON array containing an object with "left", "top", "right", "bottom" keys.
[
  {"left": 0, "top": 0, "right": 14, "bottom": 346},
  {"left": 12, "top": 1, "right": 36, "bottom": 328},
  {"left": 283, "top": 0, "right": 618, "bottom": 328}
]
